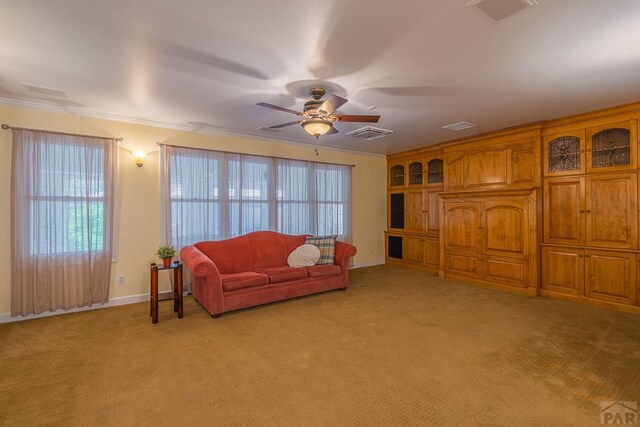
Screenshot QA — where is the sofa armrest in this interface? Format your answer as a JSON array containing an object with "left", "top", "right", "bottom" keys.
[
  {"left": 180, "top": 245, "right": 220, "bottom": 279},
  {"left": 335, "top": 240, "right": 357, "bottom": 270}
]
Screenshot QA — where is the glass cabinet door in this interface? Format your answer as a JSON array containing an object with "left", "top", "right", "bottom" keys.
[
  {"left": 427, "top": 159, "right": 444, "bottom": 184},
  {"left": 586, "top": 121, "right": 637, "bottom": 172},
  {"left": 408, "top": 161, "right": 423, "bottom": 186},
  {"left": 389, "top": 164, "right": 405, "bottom": 187},
  {"left": 543, "top": 130, "right": 586, "bottom": 176}
]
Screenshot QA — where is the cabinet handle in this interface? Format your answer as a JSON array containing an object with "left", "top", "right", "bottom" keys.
[
  {"left": 586, "top": 210, "right": 591, "bottom": 213},
  {"left": 578, "top": 255, "right": 583, "bottom": 258},
  {"left": 580, "top": 210, "right": 585, "bottom": 213}
]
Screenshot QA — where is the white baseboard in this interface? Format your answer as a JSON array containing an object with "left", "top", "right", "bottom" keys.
[
  {"left": 0, "top": 263, "right": 384, "bottom": 323},
  {"left": 351, "top": 259, "right": 385, "bottom": 269},
  {"left": 0, "top": 293, "right": 153, "bottom": 324}
]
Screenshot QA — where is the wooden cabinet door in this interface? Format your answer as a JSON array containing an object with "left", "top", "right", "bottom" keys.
[
  {"left": 543, "top": 130, "right": 586, "bottom": 177},
  {"left": 507, "top": 143, "right": 538, "bottom": 187},
  {"left": 406, "top": 190, "right": 426, "bottom": 233},
  {"left": 425, "top": 190, "right": 441, "bottom": 235},
  {"left": 584, "top": 250, "right": 636, "bottom": 305},
  {"left": 586, "top": 120, "right": 637, "bottom": 173},
  {"left": 541, "top": 246, "right": 584, "bottom": 296},
  {"left": 443, "top": 202, "right": 482, "bottom": 253},
  {"left": 585, "top": 173, "right": 637, "bottom": 249},
  {"left": 405, "top": 236, "right": 424, "bottom": 265},
  {"left": 544, "top": 177, "right": 585, "bottom": 245},
  {"left": 466, "top": 149, "right": 507, "bottom": 187},
  {"left": 388, "top": 163, "right": 405, "bottom": 188},
  {"left": 444, "top": 153, "right": 465, "bottom": 189},
  {"left": 407, "top": 160, "right": 424, "bottom": 187},
  {"left": 424, "top": 238, "right": 440, "bottom": 270},
  {"left": 482, "top": 199, "right": 529, "bottom": 258}
]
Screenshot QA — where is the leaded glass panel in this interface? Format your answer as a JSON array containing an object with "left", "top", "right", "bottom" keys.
[
  {"left": 548, "top": 136, "right": 580, "bottom": 173},
  {"left": 592, "top": 128, "right": 631, "bottom": 168},
  {"left": 427, "top": 159, "right": 443, "bottom": 183},
  {"left": 390, "top": 164, "right": 404, "bottom": 186},
  {"left": 409, "top": 162, "right": 423, "bottom": 185}
]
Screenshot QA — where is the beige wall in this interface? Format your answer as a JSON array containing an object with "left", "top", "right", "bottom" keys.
[{"left": 0, "top": 104, "right": 387, "bottom": 316}]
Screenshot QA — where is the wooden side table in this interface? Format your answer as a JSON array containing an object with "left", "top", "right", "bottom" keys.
[{"left": 150, "top": 261, "right": 183, "bottom": 324}]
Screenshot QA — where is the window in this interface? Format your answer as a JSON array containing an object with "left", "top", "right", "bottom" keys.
[
  {"left": 11, "top": 129, "right": 117, "bottom": 316},
  {"left": 161, "top": 146, "right": 352, "bottom": 249},
  {"left": 30, "top": 141, "right": 107, "bottom": 254}
]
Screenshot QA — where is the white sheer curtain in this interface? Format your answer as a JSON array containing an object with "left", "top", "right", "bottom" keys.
[
  {"left": 161, "top": 145, "right": 352, "bottom": 250},
  {"left": 11, "top": 129, "right": 117, "bottom": 316}
]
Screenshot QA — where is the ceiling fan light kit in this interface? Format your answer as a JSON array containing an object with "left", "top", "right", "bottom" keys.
[
  {"left": 256, "top": 87, "right": 380, "bottom": 139},
  {"left": 302, "top": 118, "right": 333, "bottom": 139}
]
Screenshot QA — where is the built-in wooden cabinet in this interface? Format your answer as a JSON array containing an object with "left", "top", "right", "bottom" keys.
[
  {"left": 386, "top": 149, "right": 443, "bottom": 272},
  {"left": 387, "top": 104, "right": 640, "bottom": 314},
  {"left": 441, "top": 191, "right": 537, "bottom": 292},
  {"left": 544, "top": 173, "right": 638, "bottom": 249},
  {"left": 444, "top": 136, "right": 539, "bottom": 191},
  {"left": 542, "top": 246, "right": 637, "bottom": 307},
  {"left": 542, "top": 117, "right": 640, "bottom": 312}
]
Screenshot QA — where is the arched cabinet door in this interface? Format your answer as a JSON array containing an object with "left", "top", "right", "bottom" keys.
[
  {"left": 388, "top": 164, "right": 405, "bottom": 188},
  {"left": 482, "top": 201, "right": 528, "bottom": 258},
  {"left": 586, "top": 121, "right": 637, "bottom": 173},
  {"left": 443, "top": 202, "right": 482, "bottom": 252},
  {"left": 427, "top": 158, "right": 443, "bottom": 184},
  {"left": 408, "top": 161, "right": 424, "bottom": 186},
  {"left": 543, "top": 130, "right": 585, "bottom": 176}
]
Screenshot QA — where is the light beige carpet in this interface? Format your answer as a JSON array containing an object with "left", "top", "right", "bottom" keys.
[{"left": 1, "top": 265, "right": 640, "bottom": 426}]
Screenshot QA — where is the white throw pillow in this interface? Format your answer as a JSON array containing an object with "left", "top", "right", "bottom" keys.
[{"left": 287, "top": 244, "right": 321, "bottom": 268}]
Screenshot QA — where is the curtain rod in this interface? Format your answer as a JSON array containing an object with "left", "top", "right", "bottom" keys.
[
  {"left": 156, "top": 142, "right": 356, "bottom": 167},
  {"left": 1, "top": 124, "right": 123, "bottom": 142}
]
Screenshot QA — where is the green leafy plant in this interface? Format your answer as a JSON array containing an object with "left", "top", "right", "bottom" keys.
[{"left": 155, "top": 245, "right": 176, "bottom": 259}]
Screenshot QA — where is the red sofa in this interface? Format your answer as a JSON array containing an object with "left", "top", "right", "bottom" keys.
[{"left": 180, "top": 231, "right": 357, "bottom": 318}]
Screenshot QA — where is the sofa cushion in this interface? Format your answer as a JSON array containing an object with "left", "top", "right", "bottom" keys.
[
  {"left": 305, "top": 265, "right": 342, "bottom": 278},
  {"left": 287, "top": 244, "right": 321, "bottom": 268},
  {"left": 221, "top": 272, "right": 269, "bottom": 292},
  {"left": 305, "top": 235, "right": 337, "bottom": 265},
  {"left": 247, "top": 231, "right": 306, "bottom": 269},
  {"left": 254, "top": 266, "right": 308, "bottom": 284},
  {"left": 196, "top": 236, "right": 253, "bottom": 274}
]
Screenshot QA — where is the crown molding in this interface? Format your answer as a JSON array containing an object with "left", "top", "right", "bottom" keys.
[{"left": 0, "top": 97, "right": 386, "bottom": 158}]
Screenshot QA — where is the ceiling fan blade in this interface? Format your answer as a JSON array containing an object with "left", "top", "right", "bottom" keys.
[
  {"left": 318, "top": 94, "right": 348, "bottom": 115},
  {"left": 326, "top": 126, "right": 339, "bottom": 135},
  {"left": 256, "top": 102, "right": 301, "bottom": 115},
  {"left": 268, "top": 120, "right": 302, "bottom": 129},
  {"left": 335, "top": 114, "right": 380, "bottom": 123}
]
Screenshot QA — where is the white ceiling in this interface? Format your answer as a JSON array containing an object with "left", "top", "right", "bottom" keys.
[{"left": 1, "top": 0, "right": 640, "bottom": 155}]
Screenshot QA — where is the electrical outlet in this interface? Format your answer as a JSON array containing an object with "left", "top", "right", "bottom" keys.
[
  {"left": 116, "top": 274, "right": 126, "bottom": 285},
  {"left": 369, "top": 248, "right": 373, "bottom": 255}
]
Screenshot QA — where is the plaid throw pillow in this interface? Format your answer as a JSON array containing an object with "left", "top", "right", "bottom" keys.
[{"left": 305, "top": 235, "right": 337, "bottom": 265}]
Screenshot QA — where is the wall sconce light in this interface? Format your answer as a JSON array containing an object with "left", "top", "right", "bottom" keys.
[{"left": 132, "top": 151, "right": 147, "bottom": 167}]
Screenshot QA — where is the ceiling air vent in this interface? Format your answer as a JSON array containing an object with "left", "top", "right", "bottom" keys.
[
  {"left": 346, "top": 126, "right": 393, "bottom": 141},
  {"left": 466, "top": 0, "right": 537, "bottom": 23},
  {"left": 442, "top": 121, "right": 476, "bottom": 131}
]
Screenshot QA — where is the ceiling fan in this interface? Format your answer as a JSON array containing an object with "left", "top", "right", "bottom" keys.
[{"left": 256, "top": 88, "right": 380, "bottom": 139}]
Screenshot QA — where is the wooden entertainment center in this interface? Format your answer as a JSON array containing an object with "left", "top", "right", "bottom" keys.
[{"left": 386, "top": 101, "right": 640, "bottom": 314}]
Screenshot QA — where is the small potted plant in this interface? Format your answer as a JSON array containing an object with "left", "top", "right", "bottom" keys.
[{"left": 155, "top": 245, "right": 176, "bottom": 268}]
